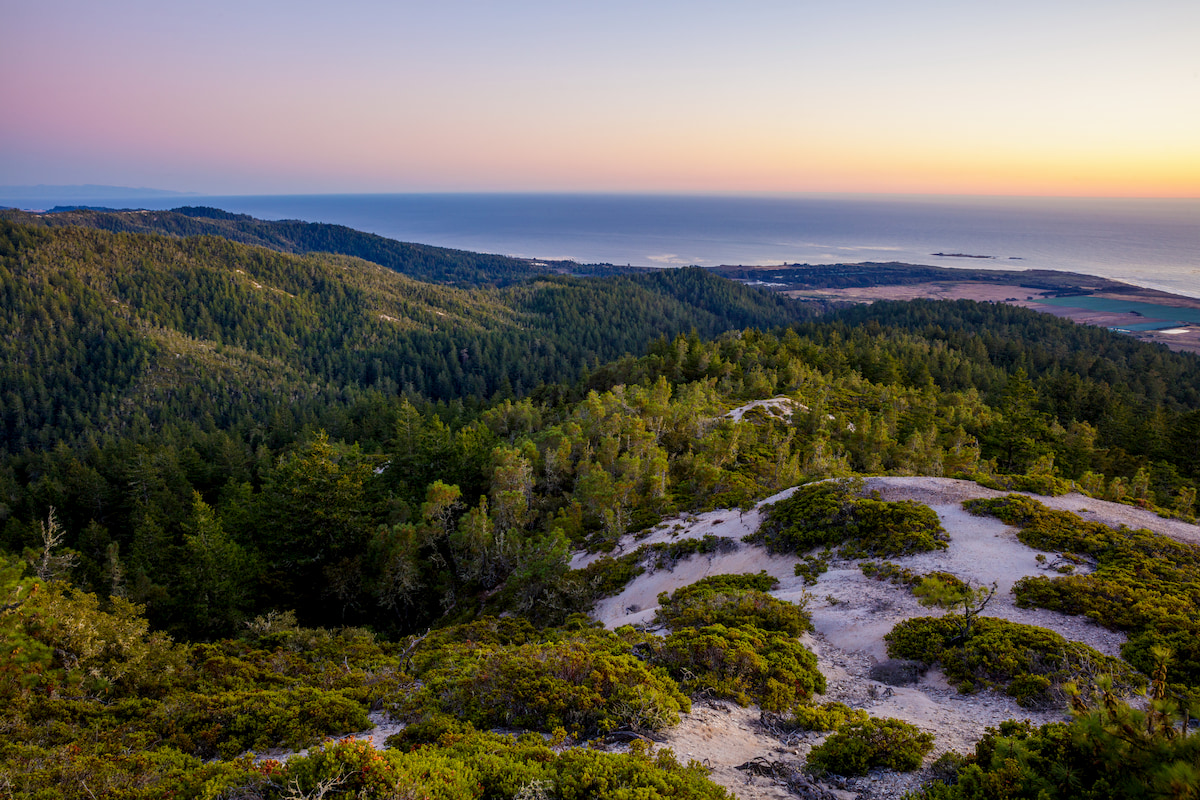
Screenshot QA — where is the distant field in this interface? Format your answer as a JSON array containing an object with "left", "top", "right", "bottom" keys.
[
  {"left": 1033, "top": 295, "right": 1200, "bottom": 325},
  {"left": 782, "top": 279, "right": 1200, "bottom": 356}
]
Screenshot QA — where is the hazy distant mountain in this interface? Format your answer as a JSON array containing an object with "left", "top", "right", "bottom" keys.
[{"left": 0, "top": 184, "right": 197, "bottom": 206}]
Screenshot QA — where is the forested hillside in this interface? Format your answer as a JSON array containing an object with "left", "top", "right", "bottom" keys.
[
  {"left": 4, "top": 217, "right": 1200, "bottom": 632},
  {"left": 0, "top": 219, "right": 808, "bottom": 453},
  {"left": 3, "top": 216, "right": 1200, "bottom": 798},
  {"left": 0, "top": 206, "right": 628, "bottom": 285}
]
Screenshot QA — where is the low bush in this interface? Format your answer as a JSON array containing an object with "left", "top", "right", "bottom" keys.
[
  {"left": 654, "top": 573, "right": 810, "bottom": 635},
  {"left": 805, "top": 717, "right": 934, "bottom": 776},
  {"left": 861, "top": 562, "right": 969, "bottom": 603},
  {"left": 844, "top": 498, "right": 948, "bottom": 558},
  {"left": 562, "top": 537, "right": 745, "bottom": 613},
  {"left": 189, "top": 633, "right": 407, "bottom": 701},
  {"left": 794, "top": 551, "right": 831, "bottom": 585},
  {"left": 8, "top": 581, "right": 188, "bottom": 700},
  {"left": 379, "top": 724, "right": 729, "bottom": 800},
  {"left": 0, "top": 738, "right": 261, "bottom": 800},
  {"left": 785, "top": 701, "right": 869, "bottom": 731},
  {"left": 281, "top": 738, "right": 477, "bottom": 800},
  {"left": 568, "top": 551, "right": 646, "bottom": 602},
  {"left": 416, "top": 615, "right": 543, "bottom": 655},
  {"left": 656, "top": 623, "right": 824, "bottom": 711},
  {"left": 673, "top": 571, "right": 780, "bottom": 593},
  {"left": 398, "top": 628, "right": 689, "bottom": 736},
  {"left": 967, "top": 472, "right": 1073, "bottom": 496},
  {"left": 860, "top": 560, "right": 919, "bottom": 585},
  {"left": 157, "top": 686, "right": 371, "bottom": 759},
  {"left": 750, "top": 479, "right": 947, "bottom": 558},
  {"left": 911, "top": 571, "right": 971, "bottom": 601},
  {"left": 885, "top": 616, "right": 1140, "bottom": 707},
  {"left": 645, "top": 534, "right": 740, "bottom": 570}
]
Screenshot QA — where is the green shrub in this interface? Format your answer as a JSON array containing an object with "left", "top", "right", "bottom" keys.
[
  {"left": 189, "top": 633, "right": 407, "bottom": 701},
  {"left": 656, "top": 623, "right": 824, "bottom": 711},
  {"left": 0, "top": 738, "right": 262, "bottom": 800},
  {"left": 805, "top": 717, "right": 934, "bottom": 776},
  {"left": 968, "top": 472, "right": 1073, "bottom": 496},
  {"left": 844, "top": 497, "right": 948, "bottom": 558},
  {"left": 750, "top": 479, "right": 947, "bottom": 558},
  {"left": 384, "top": 724, "right": 734, "bottom": 800},
  {"left": 418, "top": 615, "right": 542, "bottom": 652},
  {"left": 926, "top": 750, "right": 968, "bottom": 787},
  {"left": 399, "top": 630, "right": 689, "bottom": 736},
  {"left": 550, "top": 743, "right": 732, "bottom": 800},
  {"left": 654, "top": 573, "right": 810, "bottom": 635},
  {"left": 861, "top": 560, "right": 919, "bottom": 585},
  {"left": 271, "top": 738, "right": 480, "bottom": 800},
  {"left": 564, "top": 538, "right": 744, "bottom": 611},
  {"left": 911, "top": 571, "right": 970, "bottom": 602},
  {"left": 6, "top": 681, "right": 373, "bottom": 763},
  {"left": 397, "top": 727, "right": 733, "bottom": 800},
  {"left": 569, "top": 551, "right": 646, "bottom": 601},
  {"left": 645, "top": 534, "right": 740, "bottom": 570},
  {"left": 861, "top": 562, "right": 968, "bottom": 603},
  {"left": 156, "top": 686, "right": 371, "bottom": 759},
  {"left": 795, "top": 551, "right": 831, "bottom": 585},
  {"left": 384, "top": 712, "right": 478, "bottom": 751},
  {"left": 673, "top": 571, "right": 780, "bottom": 593},
  {"left": 785, "top": 701, "right": 869, "bottom": 731},
  {"left": 885, "top": 616, "right": 1140, "bottom": 707},
  {"left": 14, "top": 582, "right": 188, "bottom": 700}
]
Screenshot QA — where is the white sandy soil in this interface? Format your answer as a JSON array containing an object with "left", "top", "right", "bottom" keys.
[
  {"left": 578, "top": 476, "right": 1200, "bottom": 799},
  {"left": 269, "top": 476, "right": 1200, "bottom": 799}
]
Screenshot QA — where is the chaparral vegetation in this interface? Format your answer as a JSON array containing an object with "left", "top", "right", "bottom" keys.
[{"left": 2, "top": 210, "right": 1200, "bottom": 797}]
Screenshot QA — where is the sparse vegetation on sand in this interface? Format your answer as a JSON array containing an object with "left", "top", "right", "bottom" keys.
[{"left": 967, "top": 494, "right": 1200, "bottom": 691}]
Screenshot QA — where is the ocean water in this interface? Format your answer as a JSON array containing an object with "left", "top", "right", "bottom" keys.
[{"left": 18, "top": 193, "right": 1200, "bottom": 298}]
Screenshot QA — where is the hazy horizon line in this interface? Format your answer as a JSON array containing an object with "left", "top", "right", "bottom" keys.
[{"left": 3, "top": 185, "right": 1197, "bottom": 203}]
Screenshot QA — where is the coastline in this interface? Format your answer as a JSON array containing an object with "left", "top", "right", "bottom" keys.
[{"left": 720, "top": 263, "right": 1200, "bottom": 355}]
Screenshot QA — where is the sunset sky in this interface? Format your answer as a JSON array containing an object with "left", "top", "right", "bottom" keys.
[{"left": 4, "top": 0, "right": 1198, "bottom": 197}]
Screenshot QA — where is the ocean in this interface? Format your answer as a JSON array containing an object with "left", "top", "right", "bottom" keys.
[{"left": 17, "top": 193, "right": 1200, "bottom": 298}]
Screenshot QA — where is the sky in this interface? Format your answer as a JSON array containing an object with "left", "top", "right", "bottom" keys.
[{"left": 3, "top": 0, "right": 1198, "bottom": 197}]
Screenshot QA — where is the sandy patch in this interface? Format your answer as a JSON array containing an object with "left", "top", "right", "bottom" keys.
[
  {"left": 724, "top": 397, "right": 803, "bottom": 423},
  {"left": 864, "top": 476, "right": 1200, "bottom": 548},
  {"left": 664, "top": 702, "right": 804, "bottom": 800},
  {"left": 579, "top": 477, "right": 1200, "bottom": 799}
]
